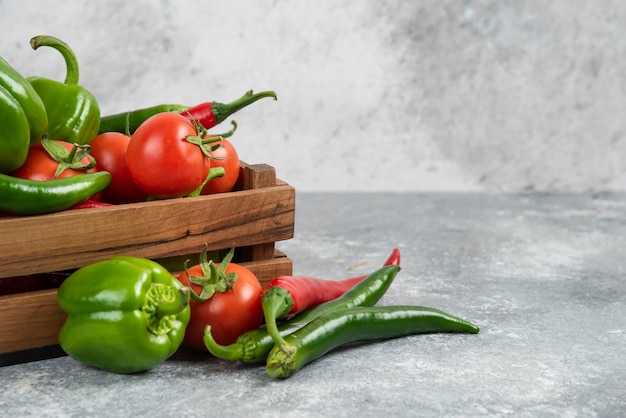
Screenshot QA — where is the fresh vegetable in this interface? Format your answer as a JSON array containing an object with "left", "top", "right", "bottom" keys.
[
  {"left": 200, "top": 121, "right": 240, "bottom": 194},
  {"left": 180, "top": 90, "right": 276, "bottom": 130},
  {"left": 28, "top": 35, "right": 100, "bottom": 144},
  {"left": 0, "top": 85, "right": 31, "bottom": 173},
  {"left": 0, "top": 55, "right": 47, "bottom": 147},
  {"left": 265, "top": 305, "right": 480, "bottom": 379},
  {"left": 204, "top": 263, "right": 402, "bottom": 364},
  {"left": 90, "top": 131, "right": 148, "bottom": 203},
  {"left": 97, "top": 90, "right": 277, "bottom": 135},
  {"left": 57, "top": 256, "right": 190, "bottom": 374},
  {"left": 70, "top": 199, "right": 114, "bottom": 210},
  {"left": 0, "top": 171, "right": 111, "bottom": 215},
  {"left": 261, "top": 248, "right": 401, "bottom": 353},
  {"left": 178, "top": 248, "right": 263, "bottom": 349},
  {"left": 126, "top": 112, "right": 219, "bottom": 199},
  {"left": 11, "top": 138, "right": 96, "bottom": 180}
]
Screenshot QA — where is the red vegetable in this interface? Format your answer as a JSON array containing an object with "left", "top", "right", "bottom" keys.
[
  {"left": 177, "top": 248, "right": 264, "bottom": 349},
  {"left": 11, "top": 138, "right": 96, "bottom": 181},
  {"left": 180, "top": 90, "right": 276, "bottom": 129},
  {"left": 260, "top": 248, "right": 401, "bottom": 339},
  {"left": 70, "top": 199, "right": 114, "bottom": 210},
  {"left": 90, "top": 132, "right": 149, "bottom": 204},
  {"left": 200, "top": 122, "right": 240, "bottom": 195},
  {"left": 126, "top": 112, "right": 213, "bottom": 199}
]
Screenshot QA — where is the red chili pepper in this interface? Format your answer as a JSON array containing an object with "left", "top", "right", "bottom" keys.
[
  {"left": 70, "top": 199, "right": 115, "bottom": 210},
  {"left": 180, "top": 90, "right": 277, "bottom": 129},
  {"left": 260, "top": 248, "right": 401, "bottom": 340}
]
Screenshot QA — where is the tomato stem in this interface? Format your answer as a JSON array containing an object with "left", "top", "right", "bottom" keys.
[{"left": 185, "top": 247, "right": 238, "bottom": 302}]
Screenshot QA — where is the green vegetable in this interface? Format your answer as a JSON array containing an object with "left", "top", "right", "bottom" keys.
[
  {"left": 98, "top": 103, "right": 189, "bottom": 135},
  {"left": 57, "top": 256, "right": 191, "bottom": 374},
  {"left": 0, "top": 171, "right": 111, "bottom": 215},
  {"left": 0, "top": 87, "right": 30, "bottom": 174},
  {"left": 265, "top": 305, "right": 480, "bottom": 379},
  {"left": 28, "top": 35, "right": 100, "bottom": 144},
  {"left": 0, "top": 55, "right": 48, "bottom": 147},
  {"left": 203, "top": 264, "right": 401, "bottom": 363}
]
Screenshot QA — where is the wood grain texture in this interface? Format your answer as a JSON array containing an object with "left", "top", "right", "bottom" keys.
[{"left": 0, "top": 165, "right": 294, "bottom": 278}]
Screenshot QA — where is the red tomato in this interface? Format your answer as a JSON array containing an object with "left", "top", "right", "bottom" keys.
[
  {"left": 90, "top": 132, "right": 148, "bottom": 204},
  {"left": 126, "top": 112, "right": 210, "bottom": 199},
  {"left": 201, "top": 137, "right": 240, "bottom": 195},
  {"left": 178, "top": 262, "right": 263, "bottom": 350},
  {"left": 11, "top": 140, "right": 96, "bottom": 181}
]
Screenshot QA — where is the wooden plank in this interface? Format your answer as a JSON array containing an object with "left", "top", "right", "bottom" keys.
[
  {"left": 0, "top": 289, "right": 64, "bottom": 355},
  {"left": 241, "top": 164, "right": 279, "bottom": 261},
  {"left": 0, "top": 253, "right": 292, "bottom": 354},
  {"left": 0, "top": 184, "right": 294, "bottom": 278}
]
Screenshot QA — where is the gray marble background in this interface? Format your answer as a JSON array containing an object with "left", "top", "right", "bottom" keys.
[{"left": 1, "top": 0, "right": 625, "bottom": 192}]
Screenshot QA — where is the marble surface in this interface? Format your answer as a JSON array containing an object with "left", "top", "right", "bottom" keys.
[
  {"left": 1, "top": 192, "right": 625, "bottom": 417},
  {"left": 1, "top": 1, "right": 626, "bottom": 193}
]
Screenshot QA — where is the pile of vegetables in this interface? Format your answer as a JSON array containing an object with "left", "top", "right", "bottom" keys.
[
  {"left": 2, "top": 35, "right": 480, "bottom": 378},
  {"left": 0, "top": 35, "right": 275, "bottom": 215},
  {"left": 57, "top": 247, "right": 479, "bottom": 378}
]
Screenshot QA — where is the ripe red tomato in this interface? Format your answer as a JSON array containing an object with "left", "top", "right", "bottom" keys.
[
  {"left": 11, "top": 140, "right": 96, "bottom": 181},
  {"left": 90, "top": 132, "right": 148, "bottom": 204},
  {"left": 178, "top": 261, "right": 263, "bottom": 350},
  {"left": 201, "top": 137, "right": 240, "bottom": 195},
  {"left": 126, "top": 112, "right": 210, "bottom": 199}
]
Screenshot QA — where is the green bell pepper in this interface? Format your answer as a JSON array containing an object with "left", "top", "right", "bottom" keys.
[
  {"left": 0, "top": 56, "right": 49, "bottom": 172},
  {"left": 57, "top": 256, "right": 191, "bottom": 374},
  {"left": 28, "top": 35, "right": 100, "bottom": 144},
  {"left": 0, "top": 86, "right": 30, "bottom": 173}
]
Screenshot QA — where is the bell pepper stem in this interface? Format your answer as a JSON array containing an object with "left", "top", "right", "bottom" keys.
[
  {"left": 262, "top": 287, "right": 297, "bottom": 355},
  {"left": 156, "top": 286, "right": 190, "bottom": 317},
  {"left": 30, "top": 35, "right": 80, "bottom": 85}
]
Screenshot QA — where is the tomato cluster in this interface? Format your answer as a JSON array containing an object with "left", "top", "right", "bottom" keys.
[
  {"left": 12, "top": 112, "right": 241, "bottom": 204},
  {"left": 96, "top": 112, "right": 241, "bottom": 203}
]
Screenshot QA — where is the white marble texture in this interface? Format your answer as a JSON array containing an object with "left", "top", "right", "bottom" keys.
[{"left": 1, "top": 0, "right": 625, "bottom": 192}]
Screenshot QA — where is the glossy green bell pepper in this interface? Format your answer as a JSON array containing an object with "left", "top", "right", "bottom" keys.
[
  {"left": 28, "top": 35, "right": 100, "bottom": 144},
  {"left": 0, "top": 56, "right": 49, "bottom": 172},
  {"left": 0, "top": 86, "right": 30, "bottom": 173},
  {"left": 57, "top": 256, "right": 191, "bottom": 374}
]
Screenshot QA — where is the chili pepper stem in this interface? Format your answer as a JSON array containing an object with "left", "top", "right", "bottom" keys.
[
  {"left": 211, "top": 90, "right": 277, "bottom": 125},
  {"left": 262, "top": 287, "right": 297, "bottom": 354},
  {"left": 265, "top": 349, "right": 295, "bottom": 378},
  {"left": 203, "top": 326, "right": 244, "bottom": 362}
]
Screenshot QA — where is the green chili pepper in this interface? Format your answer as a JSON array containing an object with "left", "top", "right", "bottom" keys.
[
  {"left": 97, "top": 90, "right": 277, "bottom": 134},
  {"left": 265, "top": 305, "right": 480, "bottom": 379},
  {"left": 57, "top": 256, "right": 191, "bottom": 374},
  {"left": 0, "top": 171, "right": 111, "bottom": 215},
  {"left": 203, "top": 264, "right": 401, "bottom": 363},
  {"left": 28, "top": 35, "right": 100, "bottom": 144},
  {"left": 98, "top": 104, "right": 190, "bottom": 135},
  {"left": 0, "top": 54, "right": 48, "bottom": 148}
]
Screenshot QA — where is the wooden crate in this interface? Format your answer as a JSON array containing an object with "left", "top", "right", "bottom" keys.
[{"left": 0, "top": 162, "right": 295, "bottom": 357}]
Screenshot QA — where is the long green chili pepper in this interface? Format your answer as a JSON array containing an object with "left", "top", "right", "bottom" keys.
[
  {"left": 265, "top": 305, "right": 480, "bottom": 379},
  {"left": 0, "top": 171, "right": 111, "bottom": 215},
  {"left": 98, "top": 104, "right": 189, "bottom": 135},
  {"left": 98, "top": 90, "right": 277, "bottom": 134},
  {"left": 204, "top": 264, "right": 401, "bottom": 363}
]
